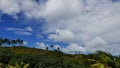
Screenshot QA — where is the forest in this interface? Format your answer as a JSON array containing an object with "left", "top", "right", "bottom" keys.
[{"left": 0, "top": 38, "right": 120, "bottom": 68}]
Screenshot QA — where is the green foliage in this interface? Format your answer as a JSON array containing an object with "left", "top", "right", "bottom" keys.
[
  {"left": 6, "top": 62, "right": 29, "bottom": 68},
  {"left": 91, "top": 63, "right": 104, "bottom": 68},
  {"left": 0, "top": 46, "right": 119, "bottom": 68},
  {"left": 0, "top": 38, "right": 23, "bottom": 46},
  {"left": 0, "top": 48, "right": 13, "bottom": 64}
]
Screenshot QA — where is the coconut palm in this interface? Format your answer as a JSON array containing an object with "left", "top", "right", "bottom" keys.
[
  {"left": 50, "top": 45, "right": 54, "bottom": 50},
  {"left": 57, "top": 47, "right": 60, "bottom": 51},
  {"left": 17, "top": 39, "right": 23, "bottom": 46},
  {"left": 46, "top": 47, "right": 49, "bottom": 50},
  {"left": 11, "top": 40, "right": 17, "bottom": 45},
  {"left": 0, "top": 38, "right": 10, "bottom": 46},
  {"left": 50, "top": 45, "right": 54, "bottom": 48},
  {"left": 19, "top": 40, "right": 23, "bottom": 46},
  {"left": 0, "top": 38, "right": 3, "bottom": 46}
]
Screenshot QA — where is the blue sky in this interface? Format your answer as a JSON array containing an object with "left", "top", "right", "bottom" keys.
[{"left": 0, "top": 0, "right": 120, "bottom": 55}]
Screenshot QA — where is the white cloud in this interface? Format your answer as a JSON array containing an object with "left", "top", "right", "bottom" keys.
[
  {"left": 14, "top": 31, "right": 32, "bottom": 35},
  {"left": 36, "top": 42, "right": 46, "bottom": 49},
  {"left": 48, "top": 29, "right": 74, "bottom": 42},
  {"left": 6, "top": 26, "right": 32, "bottom": 35},
  {"left": 23, "top": 41, "right": 28, "bottom": 45},
  {"left": 54, "top": 45, "right": 61, "bottom": 50},
  {"left": 36, "top": 34, "right": 43, "bottom": 39},
  {"left": 0, "top": 0, "right": 20, "bottom": 16},
  {"left": 0, "top": 0, "right": 40, "bottom": 19},
  {"left": 85, "top": 37, "right": 107, "bottom": 52},
  {"left": 62, "top": 43, "right": 86, "bottom": 54},
  {"left": 6, "top": 26, "right": 32, "bottom": 32},
  {"left": 25, "top": 26, "right": 33, "bottom": 32},
  {"left": 6, "top": 28, "right": 24, "bottom": 31},
  {"left": 40, "top": 0, "right": 84, "bottom": 22},
  {"left": 42, "top": 0, "right": 120, "bottom": 55},
  {"left": 106, "top": 43, "right": 120, "bottom": 55}
]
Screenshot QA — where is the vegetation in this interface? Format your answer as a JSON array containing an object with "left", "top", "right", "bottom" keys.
[
  {"left": 0, "top": 38, "right": 120, "bottom": 68},
  {"left": 0, "top": 38, "right": 23, "bottom": 46},
  {"left": 0, "top": 46, "right": 119, "bottom": 68}
]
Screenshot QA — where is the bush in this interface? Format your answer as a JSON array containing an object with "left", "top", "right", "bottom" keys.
[
  {"left": 0, "top": 49, "right": 13, "bottom": 64},
  {"left": 9, "top": 54, "right": 42, "bottom": 68}
]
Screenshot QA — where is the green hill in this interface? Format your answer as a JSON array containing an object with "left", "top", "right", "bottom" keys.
[{"left": 0, "top": 46, "right": 120, "bottom": 68}]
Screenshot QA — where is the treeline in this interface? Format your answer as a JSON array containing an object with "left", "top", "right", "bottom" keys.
[
  {"left": 0, "top": 38, "right": 23, "bottom": 46},
  {"left": 0, "top": 46, "right": 120, "bottom": 68}
]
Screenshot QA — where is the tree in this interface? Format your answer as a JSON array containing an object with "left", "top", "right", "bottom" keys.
[
  {"left": 50, "top": 45, "right": 54, "bottom": 48},
  {"left": 11, "top": 40, "right": 17, "bottom": 45},
  {"left": 4, "top": 38, "right": 10, "bottom": 44},
  {"left": 0, "top": 38, "right": 9, "bottom": 46},
  {"left": 57, "top": 47, "right": 60, "bottom": 51},
  {"left": 0, "top": 38, "right": 24, "bottom": 47},
  {"left": 50, "top": 45, "right": 54, "bottom": 50},
  {"left": 19, "top": 40, "right": 23, "bottom": 46},
  {"left": 0, "top": 38, "right": 4, "bottom": 46},
  {"left": 0, "top": 43, "right": 2, "bottom": 47},
  {"left": 17, "top": 39, "right": 23, "bottom": 46},
  {"left": 0, "top": 38, "right": 2, "bottom": 46},
  {"left": 46, "top": 47, "right": 49, "bottom": 50}
]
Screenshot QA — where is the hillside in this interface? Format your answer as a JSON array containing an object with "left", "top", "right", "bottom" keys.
[{"left": 0, "top": 46, "right": 120, "bottom": 68}]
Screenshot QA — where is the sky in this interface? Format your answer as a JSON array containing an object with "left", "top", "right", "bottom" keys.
[{"left": 0, "top": 0, "right": 120, "bottom": 55}]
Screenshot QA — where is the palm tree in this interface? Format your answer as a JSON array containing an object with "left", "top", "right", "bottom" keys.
[
  {"left": 0, "top": 38, "right": 3, "bottom": 47},
  {"left": 50, "top": 45, "right": 54, "bottom": 50},
  {"left": 20, "top": 40, "right": 23, "bottom": 46},
  {"left": 0, "top": 42, "right": 2, "bottom": 47},
  {"left": 46, "top": 47, "right": 49, "bottom": 50},
  {"left": 17, "top": 39, "right": 23, "bottom": 46},
  {"left": 50, "top": 45, "right": 54, "bottom": 48},
  {"left": 4, "top": 38, "right": 10, "bottom": 43},
  {"left": 0, "top": 38, "right": 10, "bottom": 46},
  {"left": 57, "top": 47, "right": 60, "bottom": 51},
  {"left": 11, "top": 40, "right": 17, "bottom": 45}
]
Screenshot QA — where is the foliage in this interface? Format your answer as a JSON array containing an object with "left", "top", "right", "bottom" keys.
[
  {"left": 6, "top": 62, "right": 29, "bottom": 68},
  {"left": 0, "top": 46, "right": 119, "bottom": 68},
  {"left": 91, "top": 63, "right": 104, "bottom": 68},
  {"left": 0, "top": 62, "right": 29, "bottom": 68},
  {"left": 0, "top": 38, "right": 23, "bottom": 46},
  {"left": 0, "top": 48, "right": 13, "bottom": 64}
]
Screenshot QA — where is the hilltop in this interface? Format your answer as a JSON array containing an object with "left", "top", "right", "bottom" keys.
[{"left": 0, "top": 46, "right": 120, "bottom": 68}]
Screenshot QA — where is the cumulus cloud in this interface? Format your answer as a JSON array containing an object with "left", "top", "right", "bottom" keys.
[
  {"left": 0, "top": 0, "right": 20, "bottom": 16},
  {"left": 6, "top": 26, "right": 32, "bottom": 35},
  {"left": 54, "top": 45, "right": 61, "bottom": 49},
  {"left": 85, "top": 37, "right": 107, "bottom": 52},
  {"left": 23, "top": 41, "right": 28, "bottom": 45},
  {"left": 62, "top": 43, "right": 86, "bottom": 54},
  {"left": 40, "top": 0, "right": 84, "bottom": 22},
  {"left": 42, "top": 0, "right": 120, "bottom": 55},
  {"left": 36, "top": 42, "right": 46, "bottom": 49},
  {"left": 48, "top": 29, "right": 74, "bottom": 42},
  {"left": 0, "top": 0, "right": 41, "bottom": 19},
  {"left": 36, "top": 34, "right": 44, "bottom": 39}
]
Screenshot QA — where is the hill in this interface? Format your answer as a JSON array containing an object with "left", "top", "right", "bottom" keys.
[{"left": 0, "top": 46, "right": 120, "bottom": 68}]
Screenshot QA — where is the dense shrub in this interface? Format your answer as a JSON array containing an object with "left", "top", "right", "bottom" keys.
[
  {"left": 0, "top": 49, "right": 13, "bottom": 64},
  {"left": 0, "top": 47, "right": 120, "bottom": 68}
]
